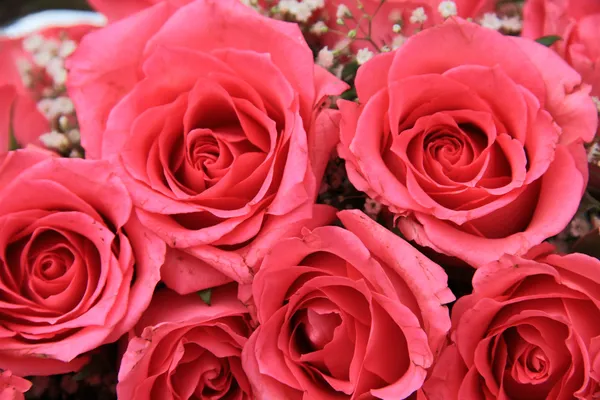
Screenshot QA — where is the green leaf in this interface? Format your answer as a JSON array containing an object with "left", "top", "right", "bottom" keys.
[
  {"left": 535, "top": 35, "right": 562, "bottom": 47},
  {"left": 197, "top": 289, "right": 212, "bottom": 305},
  {"left": 8, "top": 130, "right": 18, "bottom": 151},
  {"left": 8, "top": 102, "right": 19, "bottom": 151},
  {"left": 340, "top": 87, "right": 357, "bottom": 101},
  {"left": 341, "top": 61, "right": 359, "bottom": 83}
]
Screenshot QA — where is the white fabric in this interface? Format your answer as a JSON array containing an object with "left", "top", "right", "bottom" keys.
[{"left": 1, "top": 10, "right": 106, "bottom": 38}]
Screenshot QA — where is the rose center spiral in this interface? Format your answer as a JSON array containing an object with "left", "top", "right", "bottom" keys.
[{"left": 294, "top": 309, "right": 342, "bottom": 353}]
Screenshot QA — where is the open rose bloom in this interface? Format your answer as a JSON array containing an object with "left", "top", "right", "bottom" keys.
[
  {"left": 339, "top": 18, "right": 597, "bottom": 268},
  {"left": 424, "top": 244, "right": 600, "bottom": 399},
  {"left": 118, "top": 285, "right": 252, "bottom": 399},
  {"left": 3, "top": 0, "right": 600, "bottom": 399},
  {"left": 0, "top": 150, "right": 164, "bottom": 375},
  {"left": 67, "top": 0, "right": 347, "bottom": 295},
  {"left": 242, "top": 210, "right": 454, "bottom": 398}
]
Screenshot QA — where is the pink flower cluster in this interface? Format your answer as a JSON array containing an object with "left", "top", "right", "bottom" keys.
[{"left": 0, "top": 0, "right": 599, "bottom": 399}]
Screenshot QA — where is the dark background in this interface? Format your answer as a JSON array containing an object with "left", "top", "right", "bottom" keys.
[{"left": 0, "top": 0, "right": 91, "bottom": 27}]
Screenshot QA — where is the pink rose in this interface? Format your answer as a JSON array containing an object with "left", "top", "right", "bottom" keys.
[
  {"left": 242, "top": 210, "right": 454, "bottom": 399},
  {"left": 117, "top": 285, "right": 252, "bottom": 399},
  {"left": 67, "top": 0, "right": 347, "bottom": 294},
  {"left": 338, "top": 18, "right": 597, "bottom": 268},
  {"left": 0, "top": 150, "right": 164, "bottom": 376},
  {"left": 523, "top": 0, "right": 600, "bottom": 96},
  {"left": 322, "top": 0, "right": 496, "bottom": 51},
  {"left": 424, "top": 244, "right": 600, "bottom": 399},
  {"left": 0, "top": 371, "right": 31, "bottom": 400},
  {"left": 0, "top": 20, "right": 101, "bottom": 153}
]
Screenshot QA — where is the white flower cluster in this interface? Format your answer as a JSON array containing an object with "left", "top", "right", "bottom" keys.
[
  {"left": 392, "top": 34, "right": 407, "bottom": 50},
  {"left": 438, "top": 1, "right": 457, "bottom": 18},
  {"left": 278, "top": 0, "right": 325, "bottom": 22},
  {"left": 18, "top": 32, "right": 83, "bottom": 156},
  {"left": 310, "top": 21, "right": 328, "bottom": 35},
  {"left": 36, "top": 96, "right": 81, "bottom": 155},
  {"left": 336, "top": 4, "right": 351, "bottom": 19},
  {"left": 356, "top": 48, "right": 374, "bottom": 65},
  {"left": 37, "top": 96, "right": 74, "bottom": 120},
  {"left": 21, "top": 33, "right": 77, "bottom": 87},
  {"left": 317, "top": 46, "right": 334, "bottom": 68},
  {"left": 479, "top": 12, "right": 522, "bottom": 33},
  {"left": 410, "top": 7, "right": 427, "bottom": 24}
]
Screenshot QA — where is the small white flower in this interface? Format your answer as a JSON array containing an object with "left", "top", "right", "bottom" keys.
[
  {"left": 58, "top": 40, "right": 77, "bottom": 58},
  {"left": 336, "top": 4, "right": 351, "bottom": 19},
  {"left": 37, "top": 97, "right": 74, "bottom": 119},
  {"left": 305, "top": 0, "right": 324, "bottom": 11},
  {"left": 16, "top": 58, "right": 33, "bottom": 87},
  {"left": 37, "top": 99, "right": 56, "bottom": 119},
  {"left": 438, "top": 0, "right": 457, "bottom": 18},
  {"left": 40, "top": 131, "right": 70, "bottom": 151},
  {"left": 277, "top": 0, "right": 295, "bottom": 13},
  {"left": 53, "top": 96, "right": 75, "bottom": 115},
  {"left": 409, "top": 7, "right": 427, "bottom": 24},
  {"left": 392, "top": 23, "right": 402, "bottom": 33},
  {"left": 317, "top": 46, "right": 335, "bottom": 68},
  {"left": 278, "top": 0, "right": 314, "bottom": 22},
  {"left": 69, "top": 148, "right": 83, "bottom": 158},
  {"left": 66, "top": 129, "right": 81, "bottom": 145},
  {"left": 32, "top": 39, "right": 60, "bottom": 67},
  {"left": 40, "top": 39, "right": 60, "bottom": 54},
  {"left": 58, "top": 115, "right": 70, "bottom": 131},
  {"left": 480, "top": 12, "right": 502, "bottom": 30},
  {"left": 22, "top": 34, "right": 45, "bottom": 53},
  {"left": 294, "top": 3, "right": 313, "bottom": 22},
  {"left": 33, "top": 50, "right": 53, "bottom": 67},
  {"left": 356, "top": 48, "right": 374, "bottom": 65},
  {"left": 310, "top": 21, "right": 328, "bottom": 35},
  {"left": 501, "top": 16, "right": 522, "bottom": 32},
  {"left": 392, "top": 34, "right": 407, "bottom": 49},
  {"left": 46, "top": 57, "right": 64, "bottom": 76},
  {"left": 51, "top": 68, "right": 68, "bottom": 86}
]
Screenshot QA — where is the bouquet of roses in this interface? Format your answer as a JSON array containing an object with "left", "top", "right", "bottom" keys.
[{"left": 1, "top": 0, "right": 600, "bottom": 398}]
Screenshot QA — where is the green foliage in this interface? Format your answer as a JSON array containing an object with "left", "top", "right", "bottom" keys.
[
  {"left": 8, "top": 130, "right": 19, "bottom": 151},
  {"left": 535, "top": 35, "right": 562, "bottom": 47},
  {"left": 197, "top": 289, "right": 212, "bottom": 305},
  {"left": 340, "top": 87, "right": 357, "bottom": 101},
  {"left": 8, "top": 106, "right": 19, "bottom": 151},
  {"left": 341, "top": 61, "right": 359, "bottom": 83}
]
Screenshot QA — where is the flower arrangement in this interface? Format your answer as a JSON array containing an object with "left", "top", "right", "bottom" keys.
[{"left": 1, "top": 0, "right": 600, "bottom": 399}]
